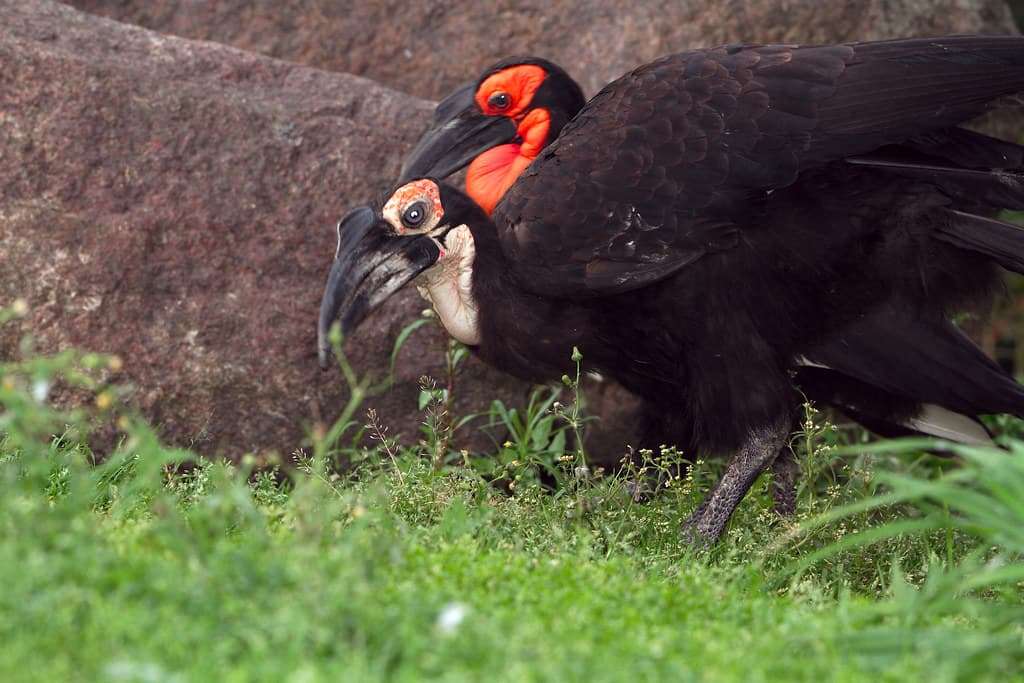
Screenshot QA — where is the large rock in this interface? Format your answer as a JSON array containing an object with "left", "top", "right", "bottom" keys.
[
  {"left": 5, "top": 0, "right": 1019, "bottom": 462},
  {"left": 0, "top": 0, "right": 537, "bottom": 459},
  {"left": 67, "top": 0, "right": 1019, "bottom": 101}
]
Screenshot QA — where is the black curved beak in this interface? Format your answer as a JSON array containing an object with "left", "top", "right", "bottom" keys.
[
  {"left": 317, "top": 206, "right": 441, "bottom": 369},
  {"left": 399, "top": 83, "right": 518, "bottom": 182}
]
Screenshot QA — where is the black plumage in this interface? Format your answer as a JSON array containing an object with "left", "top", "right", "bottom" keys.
[
  {"left": 500, "top": 39, "right": 1024, "bottom": 295},
  {"left": 322, "top": 36, "right": 1024, "bottom": 543}
]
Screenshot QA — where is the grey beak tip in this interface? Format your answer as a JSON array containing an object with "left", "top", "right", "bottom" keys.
[{"left": 317, "top": 323, "right": 333, "bottom": 370}]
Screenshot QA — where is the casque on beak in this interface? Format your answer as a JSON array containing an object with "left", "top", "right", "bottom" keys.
[
  {"left": 399, "top": 83, "right": 519, "bottom": 182},
  {"left": 317, "top": 206, "right": 441, "bottom": 369}
]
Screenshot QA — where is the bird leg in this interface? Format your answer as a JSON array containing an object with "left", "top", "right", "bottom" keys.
[
  {"left": 682, "top": 415, "right": 792, "bottom": 546},
  {"left": 769, "top": 446, "right": 799, "bottom": 517}
]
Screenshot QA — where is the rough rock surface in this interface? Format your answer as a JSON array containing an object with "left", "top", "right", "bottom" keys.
[
  {"left": 5, "top": 0, "right": 1020, "bottom": 462},
  {"left": 0, "top": 0, "right": 542, "bottom": 459},
  {"left": 68, "top": 0, "right": 1019, "bottom": 100}
]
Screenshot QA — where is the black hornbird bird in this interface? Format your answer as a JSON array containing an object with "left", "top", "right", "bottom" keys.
[
  {"left": 396, "top": 47, "right": 1024, "bottom": 507},
  {"left": 320, "top": 36, "right": 1024, "bottom": 543}
]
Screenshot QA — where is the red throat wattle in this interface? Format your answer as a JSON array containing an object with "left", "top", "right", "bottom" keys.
[{"left": 466, "top": 108, "right": 550, "bottom": 215}]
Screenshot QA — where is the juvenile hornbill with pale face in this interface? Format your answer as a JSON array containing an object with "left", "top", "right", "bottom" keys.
[{"left": 320, "top": 37, "right": 1024, "bottom": 543}]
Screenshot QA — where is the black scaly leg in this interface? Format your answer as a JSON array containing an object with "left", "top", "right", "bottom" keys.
[{"left": 682, "top": 414, "right": 792, "bottom": 546}]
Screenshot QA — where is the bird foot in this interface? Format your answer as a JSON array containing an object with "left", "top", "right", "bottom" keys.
[{"left": 681, "top": 502, "right": 719, "bottom": 549}]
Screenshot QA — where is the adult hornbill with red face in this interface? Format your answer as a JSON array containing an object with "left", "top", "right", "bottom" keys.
[
  {"left": 320, "top": 36, "right": 1024, "bottom": 543},
  {"left": 396, "top": 47, "right": 1024, "bottom": 504}
]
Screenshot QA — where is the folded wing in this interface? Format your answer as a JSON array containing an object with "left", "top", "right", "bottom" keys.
[{"left": 495, "top": 36, "right": 1024, "bottom": 296}]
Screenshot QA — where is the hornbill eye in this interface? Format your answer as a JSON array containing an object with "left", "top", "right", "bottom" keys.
[
  {"left": 488, "top": 91, "right": 511, "bottom": 111},
  {"left": 401, "top": 201, "right": 429, "bottom": 229}
]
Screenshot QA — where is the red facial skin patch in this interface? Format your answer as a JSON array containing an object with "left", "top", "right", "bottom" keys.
[
  {"left": 476, "top": 64, "right": 547, "bottom": 118},
  {"left": 466, "top": 107, "right": 551, "bottom": 215}
]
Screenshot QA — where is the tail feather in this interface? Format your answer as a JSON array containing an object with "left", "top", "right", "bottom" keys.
[
  {"left": 846, "top": 155, "right": 1024, "bottom": 211},
  {"left": 846, "top": 128, "right": 1024, "bottom": 272},
  {"left": 936, "top": 209, "right": 1024, "bottom": 274},
  {"left": 906, "top": 127, "right": 1024, "bottom": 170},
  {"left": 802, "top": 310, "right": 1024, "bottom": 419},
  {"left": 794, "top": 366, "right": 994, "bottom": 445},
  {"left": 807, "top": 120, "right": 1024, "bottom": 438}
]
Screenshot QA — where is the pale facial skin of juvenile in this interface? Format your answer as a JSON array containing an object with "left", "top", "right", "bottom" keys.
[{"left": 381, "top": 180, "right": 481, "bottom": 346}]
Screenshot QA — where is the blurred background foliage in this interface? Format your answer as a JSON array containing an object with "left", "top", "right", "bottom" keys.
[{"left": 1011, "top": 0, "right": 1024, "bottom": 27}]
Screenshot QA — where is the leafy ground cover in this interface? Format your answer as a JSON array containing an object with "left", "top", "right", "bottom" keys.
[{"left": 1, "top": 306, "right": 1023, "bottom": 682}]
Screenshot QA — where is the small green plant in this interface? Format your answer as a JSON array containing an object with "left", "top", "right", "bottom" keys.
[
  {"left": 418, "top": 374, "right": 454, "bottom": 469},
  {"left": 481, "top": 347, "right": 599, "bottom": 492},
  {"left": 3, "top": 298, "right": 1024, "bottom": 681},
  {"left": 485, "top": 387, "right": 566, "bottom": 482},
  {"left": 312, "top": 314, "right": 443, "bottom": 473},
  {"left": 554, "top": 346, "right": 590, "bottom": 480}
]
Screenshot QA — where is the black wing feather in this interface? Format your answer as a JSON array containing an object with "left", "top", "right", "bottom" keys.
[
  {"left": 496, "top": 36, "right": 1024, "bottom": 297},
  {"left": 805, "top": 310, "right": 1024, "bottom": 418}
]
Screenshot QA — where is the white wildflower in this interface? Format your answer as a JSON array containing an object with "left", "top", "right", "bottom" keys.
[{"left": 436, "top": 602, "right": 469, "bottom": 635}]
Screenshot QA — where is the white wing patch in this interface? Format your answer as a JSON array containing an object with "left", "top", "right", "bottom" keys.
[
  {"left": 904, "top": 404, "right": 993, "bottom": 445},
  {"left": 793, "top": 356, "right": 993, "bottom": 445}
]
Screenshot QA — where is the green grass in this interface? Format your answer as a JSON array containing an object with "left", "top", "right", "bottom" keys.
[{"left": 2, "top": 309, "right": 1024, "bottom": 682}]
